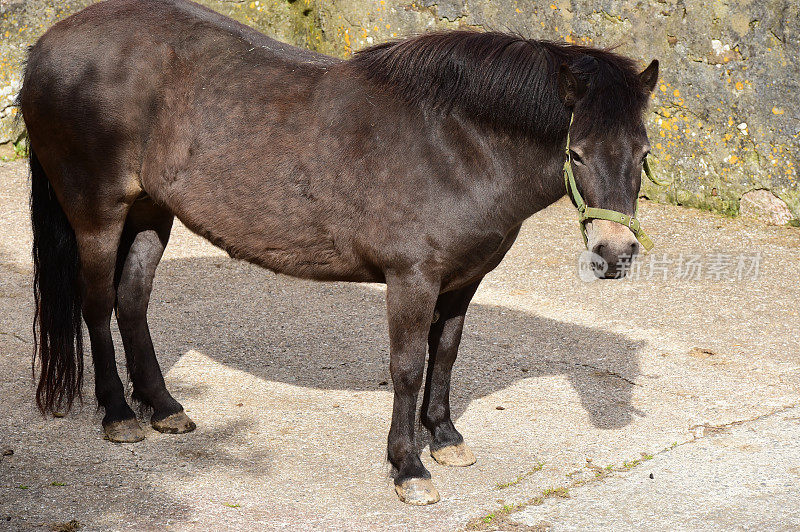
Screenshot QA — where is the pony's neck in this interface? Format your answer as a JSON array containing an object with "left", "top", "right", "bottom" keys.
[{"left": 481, "top": 128, "right": 568, "bottom": 229}]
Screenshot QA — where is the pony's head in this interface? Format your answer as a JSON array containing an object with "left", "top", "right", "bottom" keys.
[{"left": 559, "top": 54, "right": 659, "bottom": 278}]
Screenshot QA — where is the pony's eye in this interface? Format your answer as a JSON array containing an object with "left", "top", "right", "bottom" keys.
[{"left": 570, "top": 150, "right": 585, "bottom": 165}]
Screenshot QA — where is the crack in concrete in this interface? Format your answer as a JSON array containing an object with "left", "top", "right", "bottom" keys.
[
  {"left": 120, "top": 444, "right": 137, "bottom": 457},
  {"left": 568, "top": 361, "right": 640, "bottom": 386},
  {"left": 467, "top": 402, "right": 800, "bottom": 530},
  {"left": 687, "top": 402, "right": 800, "bottom": 439},
  {"left": 0, "top": 330, "right": 29, "bottom": 344},
  {"left": 542, "top": 359, "right": 640, "bottom": 386}
]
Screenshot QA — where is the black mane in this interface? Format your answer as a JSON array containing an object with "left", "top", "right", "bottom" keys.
[{"left": 348, "top": 31, "right": 650, "bottom": 141}]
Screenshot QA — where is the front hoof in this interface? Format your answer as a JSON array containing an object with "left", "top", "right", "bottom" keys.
[
  {"left": 151, "top": 410, "right": 196, "bottom": 434},
  {"left": 394, "top": 478, "right": 441, "bottom": 505},
  {"left": 103, "top": 418, "right": 145, "bottom": 443},
  {"left": 431, "top": 442, "right": 476, "bottom": 467}
]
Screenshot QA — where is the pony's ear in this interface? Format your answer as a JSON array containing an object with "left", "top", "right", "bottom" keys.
[
  {"left": 639, "top": 59, "right": 659, "bottom": 94},
  {"left": 558, "top": 64, "right": 586, "bottom": 107}
]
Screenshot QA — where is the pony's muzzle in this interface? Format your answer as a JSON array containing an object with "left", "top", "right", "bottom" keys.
[{"left": 586, "top": 219, "right": 640, "bottom": 279}]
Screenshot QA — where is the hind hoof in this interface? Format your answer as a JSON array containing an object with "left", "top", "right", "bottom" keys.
[
  {"left": 431, "top": 442, "right": 477, "bottom": 467},
  {"left": 151, "top": 410, "right": 196, "bottom": 434},
  {"left": 103, "top": 418, "right": 145, "bottom": 443},
  {"left": 394, "top": 478, "right": 441, "bottom": 505}
]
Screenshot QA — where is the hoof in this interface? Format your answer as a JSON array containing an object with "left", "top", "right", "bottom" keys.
[
  {"left": 151, "top": 410, "right": 196, "bottom": 434},
  {"left": 431, "top": 442, "right": 476, "bottom": 467},
  {"left": 103, "top": 418, "right": 145, "bottom": 443},
  {"left": 394, "top": 478, "right": 441, "bottom": 505}
]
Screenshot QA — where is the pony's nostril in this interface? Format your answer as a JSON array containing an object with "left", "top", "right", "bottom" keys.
[
  {"left": 592, "top": 243, "right": 606, "bottom": 257},
  {"left": 628, "top": 242, "right": 639, "bottom": 257}
]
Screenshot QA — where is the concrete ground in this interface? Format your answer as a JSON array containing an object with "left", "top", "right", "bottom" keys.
[{"left": 0, "top": 157, "right": 798, "bottom": 531}]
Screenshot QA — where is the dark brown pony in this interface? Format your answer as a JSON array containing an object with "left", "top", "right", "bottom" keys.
[{"left": 18, "top": 0, "right": 658, "bottom": 504}]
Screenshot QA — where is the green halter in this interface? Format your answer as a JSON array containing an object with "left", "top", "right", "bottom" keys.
[{"left": 563, "top": 114, "right": 665, "bottom": 252}]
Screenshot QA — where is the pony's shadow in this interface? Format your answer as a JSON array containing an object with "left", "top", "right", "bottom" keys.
[{"left": 149, "top": 256, "right": 643, "bottom": 435}]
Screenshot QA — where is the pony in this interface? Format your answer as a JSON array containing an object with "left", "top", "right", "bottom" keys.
[{"left": 18, "top": 0, "right": 658, "bottom": 504}]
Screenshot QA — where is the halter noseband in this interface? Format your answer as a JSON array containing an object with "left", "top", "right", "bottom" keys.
[{"left": 563, "top": 113, "right": 665, "bottom": 252}]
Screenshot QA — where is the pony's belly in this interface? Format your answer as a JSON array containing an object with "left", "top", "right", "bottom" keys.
[
  {"left": 243, "top": 246, "right": 382, "bottom": 283},
  {"left": 178, "top": 218, "right": 380, "bottom": 282}
]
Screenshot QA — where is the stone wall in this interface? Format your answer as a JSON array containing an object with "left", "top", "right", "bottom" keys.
[{"left": 1, "top": 0, "right": 797, "bottom": 220}]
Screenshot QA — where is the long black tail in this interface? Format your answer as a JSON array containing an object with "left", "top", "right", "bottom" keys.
[{"left": 30, "top": 149, "right": 84, "bottom": 414}]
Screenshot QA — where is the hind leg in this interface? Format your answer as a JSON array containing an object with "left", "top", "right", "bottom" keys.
[
  {"left": 77, "top": 218, "right": 144, "bottom": 443},
  {"left": 116, "top": 199, "right": 195, "bottom": 434}
]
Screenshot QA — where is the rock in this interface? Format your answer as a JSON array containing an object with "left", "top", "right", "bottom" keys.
[
  {"left": 0, "top": 142, "right": 15, "bottom": 160},
  {"left": 739, "top": 189, "right": 796, "bottom": 226}
]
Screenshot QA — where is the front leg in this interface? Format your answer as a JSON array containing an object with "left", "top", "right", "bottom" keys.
[
  {"left": 421, "top": 280, "right": 481, "bottom": 467},
  {"left": 385, "top": 268, "right": 441, "bottom": 505}
]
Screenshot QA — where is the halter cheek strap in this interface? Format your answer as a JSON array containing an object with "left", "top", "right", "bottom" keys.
[{"left": 563, "top": 113, "right": 662, "bottom": 252}]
